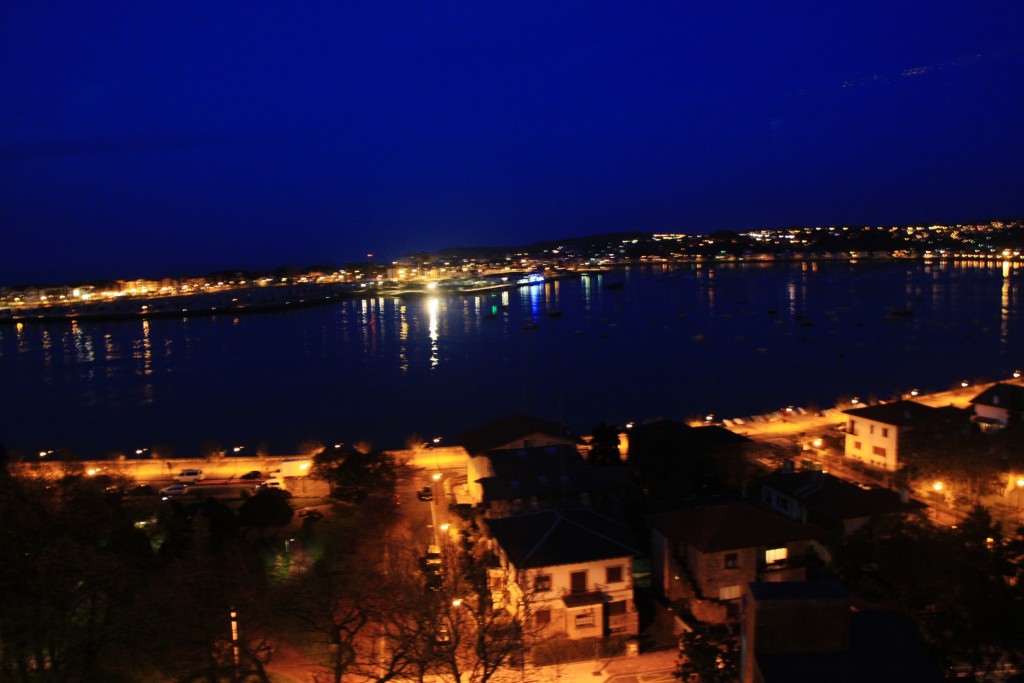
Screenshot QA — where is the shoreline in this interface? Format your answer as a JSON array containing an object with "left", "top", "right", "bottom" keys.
[{"left": 2, "top": 254, "right": 1019, "bottom": 327}]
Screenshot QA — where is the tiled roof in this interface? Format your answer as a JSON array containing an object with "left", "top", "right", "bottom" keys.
[
  {"left": 476, "top": 444, "right": 634, "bottom": 502},
  {"left": 628, "top": 419, "right": 750, "bottom": 451},
  {"left": 761, "top": 471, "right": 925, "bottom": 520},
  {"left": 842, "top": 400, "right": 940, "bottom": 426},
  {"left": 648, "top": 501, "right": 819, "bottom": 553},
  {"left": 458, "top": 414, "right": 584, "bottom": 457},
  {"left": 970, "top": 382, "right": 1024, "bottom": 408},
  {"left": 485, "top": 509, "right": 639, "bottom": 569}
]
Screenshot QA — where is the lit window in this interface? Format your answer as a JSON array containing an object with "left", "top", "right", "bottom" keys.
[
  {"left": 765, "top": 547, "right": 788, "bottom": 565},
  {"left": 719, "top": 585, "right": 741, "bottom": 600}
]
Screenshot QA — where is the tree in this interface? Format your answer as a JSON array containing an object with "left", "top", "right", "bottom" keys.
[
  {"left": 834, "top": 509, "right": 1024, "bottom": 677},
  {"left": 0, "top": 472, "right": 153, "bottom": 681},
  {"left": 675, "top": 625, "right": 738, "bottom": 683},
  {"left": 238, "top": 488, "right": 295, "bottom": 532},
  {"left": 313, "top": 447, "right": 398, "bottom": 503}
]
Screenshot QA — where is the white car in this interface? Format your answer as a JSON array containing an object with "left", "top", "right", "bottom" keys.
[
  {"left": 173, "top": 469, "right": 204, "bottom": 483},
  {"left": 159, "top": 483, "right": 189, "bottom": 497}
]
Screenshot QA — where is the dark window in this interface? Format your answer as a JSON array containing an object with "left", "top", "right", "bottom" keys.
[
  {"left": 724, "top": 553, "right": 738, "bottom": 569},
  {"left": 606, "top": 566, "right": 623, "bottom": 584},
  {"left": 534, "top": 574, "right": 551, "bottom": 592},
  {"left": 535, "top": 608, "right": 551, "bottom": 626},
  {"left": 570, "top": 570, "right": 587, "bottom": 594},
  {"left": 872, "top": 445, "right": 886, "bottom": 457},
  {"left": 606, "top": 600, "right": 626, "bottom": 616}
]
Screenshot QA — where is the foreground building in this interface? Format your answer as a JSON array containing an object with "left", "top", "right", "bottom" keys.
[
  {"left": 740, "top": 581, "right": 943, "bottom": 682},
  {"left": 648, "top": 502, "right": 821, "bottom": 622},
  {"left": 485, "top": 508, "right": 640, "bottom": 640}
]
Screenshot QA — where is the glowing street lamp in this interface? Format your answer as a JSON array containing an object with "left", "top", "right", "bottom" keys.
[{"left": 933, "top": 481, "right": 944, "bottom": 492}]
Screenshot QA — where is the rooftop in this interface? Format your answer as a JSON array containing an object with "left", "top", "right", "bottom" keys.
[
  {"left": 648, "top": 501, "right": 820, "bottom": 553},
  {"left": 485, "top": 508, "right": 639, "bottom": 569},
  {"left": 459, "top": 414, "right": 584, "bottom": 457}
]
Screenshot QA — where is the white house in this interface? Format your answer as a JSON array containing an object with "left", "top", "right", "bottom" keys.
[
  {"left": 970, "top": 383, "right": 1024, "bottom": 431},
  {"left": 842, "top": 400, "right": 966, "bottom": 472},
  {"left": 484, "top": 508, "right": 639, "bottom": 640}
]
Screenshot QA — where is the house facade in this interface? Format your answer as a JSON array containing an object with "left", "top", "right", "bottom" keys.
[
  {"left": 842, "top": 400, "right": 968, "bottom": 472},
  {"left": 970, "top": 382, "right": 1024, "bottom": 431},
  {"left": 485, "top": 509, "right": 639, "bottom": 640},
  {"left": 461, "top": 415, "right": 586, "bottom": 503},
  {"left": 467, "top": 444, "right": 636, "bottom": 515},
  {"left": 648, "top": 502, "right": 820, "bottom": 622}
]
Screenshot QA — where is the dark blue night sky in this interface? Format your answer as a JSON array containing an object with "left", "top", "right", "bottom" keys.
[{"left": 3, "top": 2, "right": 1023, "bottom": 283}]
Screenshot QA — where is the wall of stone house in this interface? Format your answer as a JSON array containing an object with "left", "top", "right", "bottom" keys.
[
  {"left": 690, "top": 598, "right": 729, "bottom": 624},
  {"left": 688, "top": 546, "right": 758, "bottom": 600}
]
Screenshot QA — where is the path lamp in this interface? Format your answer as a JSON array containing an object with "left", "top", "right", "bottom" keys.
[{"left": 229, "top": 607, "right": 241, "bottom": 681}]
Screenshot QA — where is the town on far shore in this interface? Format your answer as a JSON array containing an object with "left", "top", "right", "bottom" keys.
[
  {"left": 5, "top": 372, "right": 1024, "bottom": 682},
  {"left": 3, "top": 216, "right": 1023, "bottom": 323}
]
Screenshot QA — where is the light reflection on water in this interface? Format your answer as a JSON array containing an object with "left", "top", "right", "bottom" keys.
[{"left": 0, "top": 260, "right": 1020, "bottom": 459}]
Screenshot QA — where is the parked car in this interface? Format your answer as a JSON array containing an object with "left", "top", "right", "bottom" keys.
[
  {"left": 125, "top": 484, "right": 157, "bottom": 497},
  {"left": 417, "top": 485, "right": 434, "bottom": 501},
  {"left": 173, "top": 469, "right": 204, "bottom": 483},
  {"left": 425, "top": 544, "right": 442, "bottom": 566},
  {"left": 239, "top": 470, "right": 263, "bottom": 480},
  {"left": 159, "top": 483, "right": 189, "bottom": 497}
]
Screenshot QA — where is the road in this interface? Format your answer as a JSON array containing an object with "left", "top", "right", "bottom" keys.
[{"left": 717, "top": 374, "right": 1024, "bottom": 526}]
